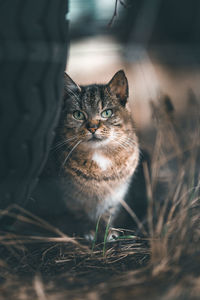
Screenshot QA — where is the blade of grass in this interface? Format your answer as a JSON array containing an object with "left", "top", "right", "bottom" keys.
[
  {"left": 103, "top": 216, "right": 111, "bottom": 257},
  {"left": 92, "top": 215, "right": 101, "bottom": 251}
]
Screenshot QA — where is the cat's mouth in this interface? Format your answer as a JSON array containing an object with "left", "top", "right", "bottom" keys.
[
  {"left": 88, "top": 135, "right": 102, "bottom": 142},
  {"left": 84, "top": 133, "right": 109, "bottom": 148}
]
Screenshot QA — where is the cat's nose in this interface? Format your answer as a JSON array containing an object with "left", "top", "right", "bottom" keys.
[
  {"left": 86, "top": 121, "right": 99, "bottom": 134},
  {"left": 88, "top": 127, "right": 97, "bottom": 134}
]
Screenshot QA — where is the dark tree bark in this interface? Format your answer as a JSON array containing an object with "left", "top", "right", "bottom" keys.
[{"left": 0, "top": 0, "right": 69, "bottom": 224}]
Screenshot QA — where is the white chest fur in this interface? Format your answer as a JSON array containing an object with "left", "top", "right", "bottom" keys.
[
  {"left": 92, "top": 152, "right": 111, "bottom": 171},
  {"left": 93, "top": 181, "right": 130, "bottom": 220}
]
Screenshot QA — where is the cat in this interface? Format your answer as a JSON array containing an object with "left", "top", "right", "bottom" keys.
[{"left": 36, "top": 70, "right": 139, "bottom": 240}]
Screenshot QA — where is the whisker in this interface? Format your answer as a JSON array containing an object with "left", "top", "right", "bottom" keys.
[
  {"left": 52, "top": 136, "right": 79, "bottom": 151},
  {"left": 111, "top": 139, "right": 127, "bottom": 151},
  {"left": 120, "top": 138, "right": 141, "bottom": 156},
  {"left": 119, "top": 135, "right": 137, "bottom": 144},
  {"left": 119, "top": 136, "right": 138, "bottom": 148},
  {"left": 62, "top": 140, "right": 82, "bottom": 168},
  {"left": 67, "top": 88, "right": 80, "bottom": 102},
  {"left": 111, "top": 134, "right": 141, "bottom": 155}
]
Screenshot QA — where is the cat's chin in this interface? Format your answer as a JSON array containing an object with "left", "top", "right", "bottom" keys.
[
  {"left": 82, "top": 137, "right": 109, "bottom": 149},
  {"left": 88, "top": 136, "right": 102, "bottom": 142}
]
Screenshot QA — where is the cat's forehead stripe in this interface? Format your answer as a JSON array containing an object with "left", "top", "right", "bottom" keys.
[
  {"left": 99, "top": 86, "right": 105, "bottom": 109},
  {"left": 81, "top": 85, "right": 102, "bottom": 110}
]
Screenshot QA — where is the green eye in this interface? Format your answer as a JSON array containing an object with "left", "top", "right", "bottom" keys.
[
  {"left": 73, "top": 110, "right": 85, "bottom": 120},
  {"left": 101, "top": 109, "right": 113, "bottom": 118}
]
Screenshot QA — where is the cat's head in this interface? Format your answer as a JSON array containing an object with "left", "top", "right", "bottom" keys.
[{"left": 62, "top": 70, "right": 133, "bottom": 149}]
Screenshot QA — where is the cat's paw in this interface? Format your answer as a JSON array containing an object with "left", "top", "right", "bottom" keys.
[{"left": 107, "top": 229, "right": 121, "bottom": 241}]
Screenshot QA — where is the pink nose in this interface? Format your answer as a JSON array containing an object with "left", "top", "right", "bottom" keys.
[
  {"left": 88, "top": 127, "right": 97, "bottom": 134},
  {"left": 86, "top": 121, "right": 99, "bottom": 134}
]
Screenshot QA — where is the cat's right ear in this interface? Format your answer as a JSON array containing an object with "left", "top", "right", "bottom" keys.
[
  {"left": 107, "top": 70, "right": 128, "bottom": 106},
  {"left": 64, "top": 72, "right": 81, "bottom": 95}
]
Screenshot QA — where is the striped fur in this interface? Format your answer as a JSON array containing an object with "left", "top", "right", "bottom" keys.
[{"left": 52, "top": 70, "right": 139, "bottom": 236}]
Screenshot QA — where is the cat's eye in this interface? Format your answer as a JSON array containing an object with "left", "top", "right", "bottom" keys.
[
  {"left": 101, "top": 109, "right": 113, "bottom": 118},
  {"left": 73, "top": 110, "right": 85, "bottom": 120}
]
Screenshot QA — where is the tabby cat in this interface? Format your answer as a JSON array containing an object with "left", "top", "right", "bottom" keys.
[{"left": 42, "top": 70, "right": 139, "bottom": 239}]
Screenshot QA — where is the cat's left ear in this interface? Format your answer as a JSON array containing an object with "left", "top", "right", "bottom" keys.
[
  {"left": 107, "top": 70, "right": 128, "bottom": 106},
  {"left": 64, "top": 72, "right": 81, "bottom": 94}
]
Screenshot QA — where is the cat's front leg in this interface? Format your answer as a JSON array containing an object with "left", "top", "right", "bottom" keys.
[{"left": 91, "top": 205, "right": 122, "bottom": 242}]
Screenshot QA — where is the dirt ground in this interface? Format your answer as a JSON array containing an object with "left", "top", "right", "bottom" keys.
[{"left": 0, "top": 87, "right": 199, "bottom": 299}]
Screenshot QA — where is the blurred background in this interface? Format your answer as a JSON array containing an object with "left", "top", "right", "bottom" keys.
[{"left": 66, "top": 0, "right": 200, "bottom": 128}]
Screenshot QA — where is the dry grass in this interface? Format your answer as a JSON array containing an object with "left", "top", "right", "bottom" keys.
[{"left": 0, "top": 92, "right": 199, "bottom": 300}]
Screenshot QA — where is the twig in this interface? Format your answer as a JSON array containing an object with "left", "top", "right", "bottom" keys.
[
  {"left": 108, "top": 0, "right": 128, "bottom": 27},
  {"left": 119, "top": 199, "right": 147, "bottom": 236},
  {"left": 108, "top": 0, "right": 118, "bottom": 27}
]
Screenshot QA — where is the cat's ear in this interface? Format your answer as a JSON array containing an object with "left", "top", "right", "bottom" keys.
[
  {"left": 107, "top": 70, "right": 128, "bottom": 106},
  {"left": 64, "top": 72, "right": 81, "bottom": 94}
]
